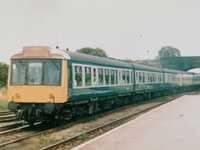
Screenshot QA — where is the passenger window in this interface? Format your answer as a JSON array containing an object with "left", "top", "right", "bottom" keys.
[
  {"left": 129, "top": 71, "right": 131, "bottom": 83},
  {"left": 115, "top": 70, "right": 118, "bottom": 85},
  {"left": 149, "top": 74, "right": 151, "bottom": 82},
  {"left": 142, "top": 72, "right": 145, "bottom": 83},
  {"left": 98, "top": 68, "right": 104, "bottom": 85},
  {"left": 122, "top": 70, "right": 126, "bottom": 84},
  {"left": 132, "top": 71, "right": 134, "bottom": 83},
  {"left": 74, "top": 66, "right": 83, "bottom": 87},
  {"left": 93, "top": 68, "right": 97, "bottom": 85},
  {"left": 130, "top": 71, "right": 133, "bottom": 83},
  {"left": 119, "top": 70, "right": 122, "bottom": 84},
  {"left": 159, "top": 74, "right": 161, "bottom": 82},
  {"left": 147, "top": 74, "right": 149, "bottom": 82},
  {"left": 111, "top": 70, "right": 115, "bottom": 85},
  {"left": 153, "top": 74, "right": 155, "bottom": 82},
  {"left": 136, "top": 72, "right": 139, "bottom": 82},
  {"left": 126, "top": 71, "right": 130, "bottom": 84},
  {"left": 119, "top": 70, "right": 121, "bottom": 84},
  {"left": 150, "top": 74, "right": 153, "bottom": 83},
  {"left": 105, "top": 69, "right": 110, "bottom": 85},
  {"left": 85, "top": 67, "right": 92, "bottom": 86},
  {"left": 139, "top": 72, "right": 142, "bottom": 83}
]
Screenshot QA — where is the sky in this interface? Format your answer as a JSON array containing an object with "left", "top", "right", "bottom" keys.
[{"left": 1, "top": 0, "right": 200, "bottom": 63}]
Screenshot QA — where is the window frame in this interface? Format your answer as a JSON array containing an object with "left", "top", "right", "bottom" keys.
[
  {"left": 85, "top": 66, "right": 92, "bottom": 86},
  {"left": 10, "top": 59, "right": 62, "bottom": 86},
  {"left": 72, "top": 63, "right": 133, "bottom": 89}
]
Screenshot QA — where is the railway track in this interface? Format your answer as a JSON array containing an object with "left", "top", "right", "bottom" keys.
[
  {"left": 0, "top": 94, "right": 181, "bottom": 150},
  {"left": 0, "top": 122, "right": 30, "bottom": 135},
  {"left": 40, "top": 97, "right": 176, "bottom": 150},
  {"left": 0, "top": 93, "right": 188, "bottom": 150},
  {"left": 0, "top": 117, "right": 17, "bottom": 123},
  {"left": 0, "top": 114, "right": 16, "bottom": 119},
  {"left": 0, "top": 120, "right": 79, "bottom": 149},
  {"left": 0, "top": 111, "right": 16, "bottom": 123},
  {"left": 0, "top": 121, "right": 24, "bottom": 132},
  {"left": 0, "top": 111, "right": 13, "bottom": 116},
  {"left": 0, "top": 122, "right": 44, "bottom": 149},
  {"left": 0, "top": 114, "right": 17, "bottom": 123}
]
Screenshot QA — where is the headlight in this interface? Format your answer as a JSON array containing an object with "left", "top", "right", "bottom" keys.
[
  {"left": 49, "top": 94, "right": 55, "bottom": 103},
  {"left": 14, "top": 93, "right": 21, "bottom": 99}
]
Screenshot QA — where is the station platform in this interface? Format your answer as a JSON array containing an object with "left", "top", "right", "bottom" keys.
[{"left": 73, "top": 95, "right": 200, "bottom": 150}]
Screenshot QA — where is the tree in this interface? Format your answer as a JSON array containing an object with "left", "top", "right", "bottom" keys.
[
  {"left": 0, "top": 63, "right": 8, "bottom": 87},
  {"left": 77, "top": 47, "right": 108, "bottom": 57},
  {"left": 158, "top": 46, "right": 181, "bottom": 58}
]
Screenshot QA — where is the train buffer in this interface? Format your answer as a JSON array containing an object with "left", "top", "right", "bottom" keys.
[{"left": 73, "top": 94, "right": 200, "bottom": 150}]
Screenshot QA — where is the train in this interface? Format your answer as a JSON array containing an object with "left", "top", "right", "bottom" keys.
[{"left": 7, "top": 46, "right": 200, "bottom": 124}]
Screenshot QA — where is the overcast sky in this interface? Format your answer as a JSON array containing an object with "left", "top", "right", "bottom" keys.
[{"left": 0, "top": 0, "right": 200, "bottom": 63}]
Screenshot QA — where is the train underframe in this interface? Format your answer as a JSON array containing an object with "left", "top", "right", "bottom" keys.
[{"left": 8, "top": 85, "right": 200, "bottom": 124}]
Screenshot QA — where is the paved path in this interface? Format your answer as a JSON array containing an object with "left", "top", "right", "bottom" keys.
[{"left": 73, "top": 95, "right": 200, "bottom": 150}]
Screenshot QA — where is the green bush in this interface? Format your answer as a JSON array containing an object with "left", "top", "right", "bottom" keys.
[
  {"left": 0, "top": 63, "right": 8, "bottom": 87},
  {"left": 77, "top": 47, "right": 108, "bottom": 57},
  {"left": 0, "top": 100, "right": 8, "bottom": 110}
]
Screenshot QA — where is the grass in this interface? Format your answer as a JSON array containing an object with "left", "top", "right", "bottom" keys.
[
  {"left": 78, "top": 133, "right": 89, "bottom": 140},
  {"left": 39, "top": 134, "right": 53, "bottom": 147},
  {"left": 0, "top": 87, "right": 8, "bottom": 110},
  {"left": 0, "top": 100, "right": 8, "bottom": 110}
]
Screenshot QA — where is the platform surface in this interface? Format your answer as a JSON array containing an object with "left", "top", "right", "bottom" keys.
[{"left": 73, "top": 95, "right": 200, "bottom": 150}]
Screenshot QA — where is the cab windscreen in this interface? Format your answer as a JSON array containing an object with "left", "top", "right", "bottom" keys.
[{"left": 11, "top": 59, "right": 61, "bottom": 86}]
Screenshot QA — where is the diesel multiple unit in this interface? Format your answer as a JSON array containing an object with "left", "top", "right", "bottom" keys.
[{"left": 7, "top": 46, "right": 200, "bottom": 123}]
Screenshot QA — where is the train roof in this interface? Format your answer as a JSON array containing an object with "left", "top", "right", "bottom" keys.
[
  {"left": 10, "top": 46, "right": 195, "bottom": 75},
  {"left": 11, "top": 46, "right": 66, "bottom": 59},
  {"left": 67, "top": 51, "right": 133, "bottom": 69},
  {"left": 163, "top": 68, "right": 194, "bottom": 75},
  {"left": 68, "top": 51, "right": 164, "bottom": 72},
  {"left": 10, "top": 46, "right": 171, "bottom": 72},
  {"left": 133, "top": 63, "right": 162, "bottom": 72},
  {"left": 162, "top": 68, "right": 183, "bottom": 74}
]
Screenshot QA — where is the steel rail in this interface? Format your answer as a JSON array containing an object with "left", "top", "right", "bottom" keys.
[
  {"left": 0, "top": 111, "right": 13, "bottom": 116},
  {"left": 0, "top": 114, "right": 16, "bottom": 119},
  {"left": 40, "top": 97, "right": 178, "bottom": 150},
  {"left": 0, "top": 119, "right": 85, "bottom": 148},
  {"left": 0, "top": 121, "right": 24, "bottom": 132},
  {"left": 0, "top": 124, "right": 30, "bottom": 135},
  {"left": 0, "top": 117, "right": 17, "bottom": 123},
  {"left": 0, "top": 94, "right": 181, "bottom": 149}
]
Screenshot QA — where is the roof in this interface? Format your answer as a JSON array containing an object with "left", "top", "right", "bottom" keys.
[
  {"left": 162, "top": 68, "right": 182, "bottom": 74},
  {"left": 133, "top": 63, "right": 162, "bottom": 72},
  {"left": 11, "top": 46, "right": 65, "bottom": 59},
  {"left": 68, "top": 51, "right": 165, "bottom": 72},
  {"left": 162, "top": 68, "right": 193, "bottom": 74},
  {"left": 10, "top": 46, "right": 194, "bottom": 75},
  {"left": 67, "top": 51, "right": 133, "bottom": 68}
]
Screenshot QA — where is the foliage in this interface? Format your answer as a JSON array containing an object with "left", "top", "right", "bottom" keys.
[
  {"left": 78, "top": 133, "right": 89, "bottom": 140},
  {"left": 0, "top": 63, "right": 8, "bottom": 87},
  {"left": 158, "top": 46, "right": 181, "bottom": 57},
  {"left": 39, "top": 135, "right": 52, "bottom": 147},
  {"left": 0, "top": 100, "right": 8, "bottom": 110},
  {"left": 77, "top": 47, "right": 108, "bottom": 57}
]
